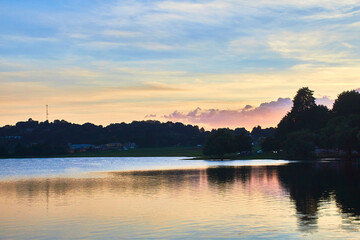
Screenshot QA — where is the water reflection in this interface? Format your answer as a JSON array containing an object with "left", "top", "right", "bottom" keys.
[
  {"left": 278, "top": 161, "right": 360, "bottom": 232},
  {"left": 0, "top": 161, "right": 360, "bottom": 239}
]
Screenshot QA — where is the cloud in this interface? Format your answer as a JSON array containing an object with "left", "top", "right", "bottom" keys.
[
  {"left": 161, "top": 93, "right": 347, "bottom": 129},
  {"left": 163, "top": 98, "right": 293, "bottom": 130},
  {"left": 228, "top": 37, "right": 267, "bottom": 54},
  {"left": 80, "top": 40, "right": 174, "bottom": 51},
  {"left": 267, "top": 31, "right": 352, "bottom": 63},
  {"left": 0, "top": 35, "right": 58, "bottom": 43},
  {"left": 114, "top": 82, "right": 185, "bottom": 92},
  {"left": 2, "top": 0, "right": 360, "bottom": 127},
  {"left": 303, "top": 8, "right": 360, "bottom": 20},
  {"left": 102, "top": 30, "right": 142, "bottom": 38},
  {"left": 67, "top": 33, "right": 89, "bottom": 39},
  {"left": 315, "top": 96, "right": 334, "bottom": 108}
]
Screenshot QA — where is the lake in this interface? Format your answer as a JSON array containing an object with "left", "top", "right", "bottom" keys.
[{"left": 0, "top": 157, "right": 359, "bottom": 239}]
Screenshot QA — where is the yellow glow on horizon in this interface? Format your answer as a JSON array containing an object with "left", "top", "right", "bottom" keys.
[{"left": 1, "top": 64, "right": 359, "bottom": 128}]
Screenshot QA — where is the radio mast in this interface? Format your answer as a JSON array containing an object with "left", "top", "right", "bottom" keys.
[{"left": 46, "top": 105, "right": 49, "bottom": 121}]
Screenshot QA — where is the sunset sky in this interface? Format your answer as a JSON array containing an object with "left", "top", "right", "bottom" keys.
[{"left": 1, "top": 1, "right": 359, "bottom": 129}]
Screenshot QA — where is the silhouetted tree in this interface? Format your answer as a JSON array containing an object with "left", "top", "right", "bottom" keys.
[
  {"left": 283, "top": 130, "right": 317, "bottom": 160},
  {"left": 276, "top": 87, "right": 331, "bottom": 159},
  {"left": 0, "top": 145, "right": 8, "bottom": 156},
  {"left": 321, "top": 114, "right": 360, "bottom": 157},
  {"left": 234, "top": 131, "right": 252, "bottom": 152},
  {"left": 333, "top": 90, "right": 360, "bottom": 116},
  {"left": 251, "top": 126, "right": 275, "bottom": 139},
  {"left": 261, "top": 137, "right": 280, "bottom": 152},
  {"left": 277, "top": 88, "right": 329, "bottom": 139},
  {"left": 203, "top": 129, "right": 236, "bottom": 159},
  {"left": 292, "top": 87, "right": 316, "bottom": 113},
  {"left": 0, "top": 119, "right": 207, "bottom": 156},
  {"left": 277, "top": 87, "right": 316, "bottom": 139}
]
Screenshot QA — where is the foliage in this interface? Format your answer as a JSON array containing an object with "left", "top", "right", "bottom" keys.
[
  {"left": 279, "top": 88, "right": 360, "bottom": 158},
  {"left": 261, "top": 137, "right": 280, "bottom": 152},
  {"left": 276, "top": 87, "right": 331, "bottom": 159},
  {"left": 277, "top": 88, "right": 329, "bottom": 140},
  {"left": 283, "top": 130, "right": 318, "bottom": 160},
  {"left": 292, "top": 87, "right": 316, "bottom": 113},
  {"left": 251, "top": 126, "right": 275, "bottom": 139},
  {"left": 321, "top": 114, "right": 360, "bottom": 155},
  {"left": 333, "top": 90, "right": 360, "bottom": 116},
  {"left": 234, "top": 131, "right": 253, "bottom": 152},
  {"left": 203, "top": 129, "right": 236, "bottom": 158},
  {"left": 0, "top": 119, "right": 207, "bottom": 156}
]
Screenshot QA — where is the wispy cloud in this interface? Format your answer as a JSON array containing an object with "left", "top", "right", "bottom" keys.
[
  {"left": 303, "top": 8, "right": 360, "bottom": 20},
  {"left": 0, "top": 35, "right": 58, "bottom": 42},
  {"left": 267, "top": 31, "right": 353, "bottom": 63},
  {"left": 102, "top": 30, "right": 143, "bottom": 38}
]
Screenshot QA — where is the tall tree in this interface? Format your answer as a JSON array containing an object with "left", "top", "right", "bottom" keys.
[
  {"left": 292, "top": 87, "right": 316, "bottom": 113},
  {"left": 276, "top": 87, "right": 330, "bottom": 159},
  {"left": 277, "top": 87, "right": 329, "bottom": 139}
]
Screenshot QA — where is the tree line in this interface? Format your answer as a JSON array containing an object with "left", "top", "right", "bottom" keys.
[
  {"left": 0, "top": 120, "right": 206, "bottom": 156},
  {"left": 0, "top": 119, "right": 273, "bottom": 157},
  {"left": 1, "top": 87, "right": 359, "bottom": 159}
]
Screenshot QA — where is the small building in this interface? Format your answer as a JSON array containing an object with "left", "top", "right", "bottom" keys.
[
  {"left": 98, "top": 143, "right": 123, "bottom": 151},
  {"left": 124, "top": 142, "right": 136, "bottom": 149},
  {"left": 68, "top": 144, "right": 95, "bottom": 153}
]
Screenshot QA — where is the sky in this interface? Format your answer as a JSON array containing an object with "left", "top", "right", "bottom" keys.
[{"left": 1, "top": 0, "right": 359, "bottom": 130}]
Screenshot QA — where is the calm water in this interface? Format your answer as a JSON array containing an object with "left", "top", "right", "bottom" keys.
[{"left": 0, "top": 157, "right": 359, "bottom": 239}]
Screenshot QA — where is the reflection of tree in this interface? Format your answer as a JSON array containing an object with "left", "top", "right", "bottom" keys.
[
  {"left": 3, "top": 169, "right": 210, "bottom": 202},
  {"left": 333, "top": 162, "right": 360, "bottom": 220},
  {"left": 205, "top": 166, "right": 280, "bottom": 192},
  {"left": 206, "top": 167, "right": 236, "bottom": 186},
  {"left": 278, "top": 161, "right": 360, "bottom": 231},
  {"left": 278, "top": 163, "right": 328, "bottom": 230}
]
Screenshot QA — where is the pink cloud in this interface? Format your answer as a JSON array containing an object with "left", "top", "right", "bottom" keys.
[
  {"left": 315, "top": 96, "right": 334, "bottom": 108},
  {"left": 163, "top": 98, "right": 293, "bottom": 130},
  {"left": 145, "top": 114, "right": 157, "bottom": 118}
]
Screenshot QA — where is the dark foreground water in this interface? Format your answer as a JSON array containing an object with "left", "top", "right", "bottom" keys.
[{"left": 0, "top": 157, "right": 359, "bottom": 239}]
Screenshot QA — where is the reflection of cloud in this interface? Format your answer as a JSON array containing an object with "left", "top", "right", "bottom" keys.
[{"left": 163, "top": 98, "right": 293, "bottom": 129}]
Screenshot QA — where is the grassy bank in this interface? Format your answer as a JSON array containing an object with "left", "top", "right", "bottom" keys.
[
  {"left": 1, "top": 147, "right": 285, "bottom": 160},
  {"left": 60, "top": 148, "right": 283, "bottom": 160},
  {"left": 64, "top": 147, "right": 204, "bottom": 158}
]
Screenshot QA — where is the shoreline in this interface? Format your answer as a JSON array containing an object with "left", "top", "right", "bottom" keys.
[{"left": 1, "top": 146, "right": 358, "bottom": 161}]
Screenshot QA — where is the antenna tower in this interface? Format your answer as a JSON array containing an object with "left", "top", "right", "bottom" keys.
[{"left": 46, "top": 105, "right": 49, "bottom": 121}]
